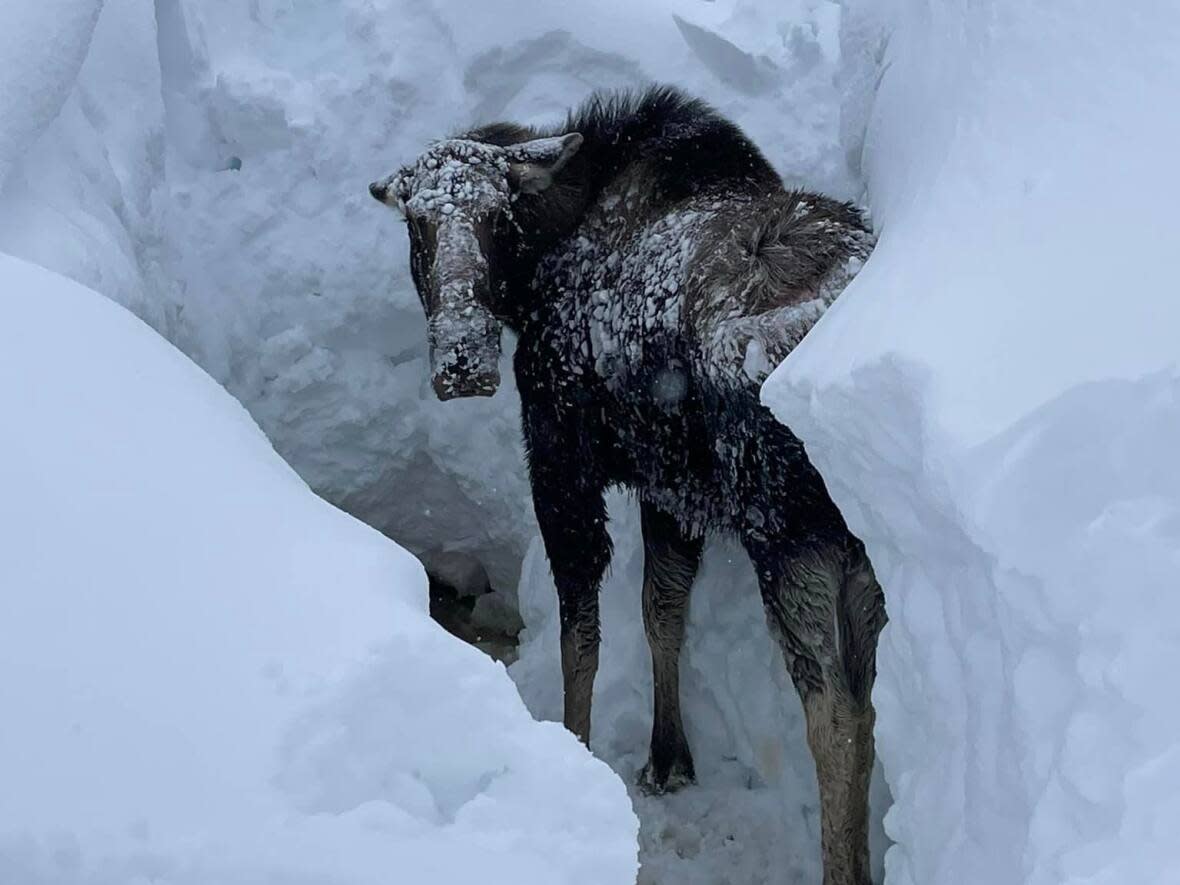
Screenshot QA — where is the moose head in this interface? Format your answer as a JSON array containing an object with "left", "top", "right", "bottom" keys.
[{"left": 369, "top": 132, "right": 583, "bottom": 400}]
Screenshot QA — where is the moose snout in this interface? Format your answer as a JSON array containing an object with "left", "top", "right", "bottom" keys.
[{"left": 369, "top": 180, "right": 387, "bottom": 202}]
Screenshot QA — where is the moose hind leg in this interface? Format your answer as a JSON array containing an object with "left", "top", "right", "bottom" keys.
[
  {"left": 751, "top": 539, "right": 886, "bottom": 885},
  {"left": 637, "top": 502, "right": 704, "bottom": 794}
]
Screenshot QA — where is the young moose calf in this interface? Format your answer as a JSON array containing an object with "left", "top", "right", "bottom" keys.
[{"left": 370, "top": 87, "right": 887, "bottom": 885}]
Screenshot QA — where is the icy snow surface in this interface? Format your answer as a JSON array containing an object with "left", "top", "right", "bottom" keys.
[
  {"left": 765, "top": 1, "right": 1180, "bottom": 883},
  {"left": 0, "top": 253, "right": 637, "bottom": 884},
  {"left": 0, "top": 0, "right": 103, "bottom": 187}
]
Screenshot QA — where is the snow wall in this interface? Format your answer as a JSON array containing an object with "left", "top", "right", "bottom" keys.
[
  {"left": 765, "top": 1, "right": 1180, "bottom": 883},
  {"left": 0, "top": 253, "right": 637, "bottom": 884}
]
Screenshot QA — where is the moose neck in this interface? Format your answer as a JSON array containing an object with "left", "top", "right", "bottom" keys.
[
  {"left": 487, "top": 178, "right": 593, "bottom": 332},
  {"left": 474, "top": 86, "right": 783, "bottom": 332}
]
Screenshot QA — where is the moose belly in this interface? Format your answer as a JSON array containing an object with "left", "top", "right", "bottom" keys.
[{"left": 600, "top": 387, "right": 732, "bottom": 533}]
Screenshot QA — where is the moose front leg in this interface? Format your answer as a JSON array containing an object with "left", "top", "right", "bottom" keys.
[
  {"left": 546, "top": 499, "right": 610, "bottom": 742},
  {"left": 557, "top": 573, "right": 602, "bottom": 744},
  {"left": 526, "top": 437, "right": 612, "bottom": 744}
]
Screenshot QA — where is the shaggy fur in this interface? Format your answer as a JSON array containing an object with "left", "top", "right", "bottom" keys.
[{"left": 372, "top": 85, "right": 887, "bottom": 885}]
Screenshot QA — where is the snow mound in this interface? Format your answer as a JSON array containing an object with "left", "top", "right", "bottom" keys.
[
  {"left": 0, "top": 0, "right": 171, "bottom": 334},
  {"left": 2, "top": 0, "right": 861, "bottom": 598},
  {"left": 0, "top": 253, "right": 637, "bottom": 885},
  {"left": 765, "top": 1, "right": 1180, "bottom": 882},
  {"left": 0, "top": 0, "right": 103, "bottom": 187}
]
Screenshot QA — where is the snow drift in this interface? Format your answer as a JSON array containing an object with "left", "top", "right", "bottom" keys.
[
  {"left": 765, "top": 1, "right": 1180, "bottom": 883},
  {"left": 0, "top": 253, "right": 637, "bottom": 884}
]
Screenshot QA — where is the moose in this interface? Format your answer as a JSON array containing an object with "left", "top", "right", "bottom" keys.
[{"left": 370, "top": 86, "right": 887, "bottom": 885}]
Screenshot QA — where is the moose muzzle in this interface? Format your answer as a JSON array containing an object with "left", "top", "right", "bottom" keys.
[{"left": 428, "top": 220, "right": 502, "bottom": 400}]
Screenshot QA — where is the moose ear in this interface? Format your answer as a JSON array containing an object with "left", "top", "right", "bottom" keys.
[{"left": 507, "top": 132, "right": 583, "bottom": 194}]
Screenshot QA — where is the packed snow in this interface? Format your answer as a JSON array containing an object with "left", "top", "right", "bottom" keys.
[
  {"left": 4, "top": 0, "right": 1179, "bottom": 882},
  {"left": 0, "top": 0, "right": 103, "bottom": 185},
  {"left": 0, "top": 253, "right": 637, "bottom": 884},
  {"left": 765, "top": 1, "right": 1180, "bottom": 883}
]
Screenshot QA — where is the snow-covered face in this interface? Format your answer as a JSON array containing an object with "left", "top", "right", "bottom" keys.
[{"left": 370, "top": 133, "right": 582, "bottom": 400}]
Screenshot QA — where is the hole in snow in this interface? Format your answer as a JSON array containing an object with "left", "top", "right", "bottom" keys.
[{"left": 424, "top": 549, "right": 523, "bottom": 665}]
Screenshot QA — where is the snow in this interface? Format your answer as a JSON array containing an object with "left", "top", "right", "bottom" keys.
[
  {"left": 0, "top": 0, "right": 171, "bottom": 332},
  {"left": 0, "top": 0, "right": 103, "bottom": 187},
  {"left": 764, "top": 1, "right": 1180, "bottom": 883},
  {"left": 0, "top": 253, "right": 637, "bottom": 884}
]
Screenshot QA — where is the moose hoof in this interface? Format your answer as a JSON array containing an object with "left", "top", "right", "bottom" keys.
[{"left": 637, "top": 754, "right": 696, "bottom": 795}]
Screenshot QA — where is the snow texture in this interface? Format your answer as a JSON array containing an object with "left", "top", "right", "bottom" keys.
[
  {"left": 0, "top": 253, "right": 637, "bottom": 884},
  {"left": 765, "top": 1, "right": 1180, "bottom": 883},
  {"left": 0, "top": 0, "right": 104, "bottom": 188}
]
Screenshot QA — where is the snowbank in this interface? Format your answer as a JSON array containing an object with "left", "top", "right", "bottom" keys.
[
  {"left": 765, "top": 2, "right": 1180, "bottom": 883},
  {"left": 0, "top": 0, "right": 171, "bottom": 333},
  {"left": 0, "top": 0, "right": 103, "bottom": 187},
  {"left": 0, "top": 254, "right": 637, "bottom": 884}
]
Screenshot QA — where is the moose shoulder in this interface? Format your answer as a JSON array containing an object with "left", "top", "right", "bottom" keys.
[{"left": 371, "top": 86, "right": 886, "bottom": 885}]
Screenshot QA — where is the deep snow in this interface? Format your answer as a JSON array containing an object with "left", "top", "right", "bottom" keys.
[
  {"left": 766, "top": 1, "right": 1180, "bottom": 883},
  {"left": 0, "top": 253, "right": 637, "bottom": 884},
  {"left": 0, "top": 0, "right": 103, "bottom": 186}
]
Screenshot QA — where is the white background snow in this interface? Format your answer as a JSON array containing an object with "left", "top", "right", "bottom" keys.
[
  {"left": 2, "top": 0, "right": 1178, "bottom": 883},
  {"left": 765, "top": 2, "right": 1180, "bottom": 883}
]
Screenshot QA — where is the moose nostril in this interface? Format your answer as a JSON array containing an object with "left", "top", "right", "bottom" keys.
[{"left": 369, "top": 181, "right": 385, "bottom": 201}]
